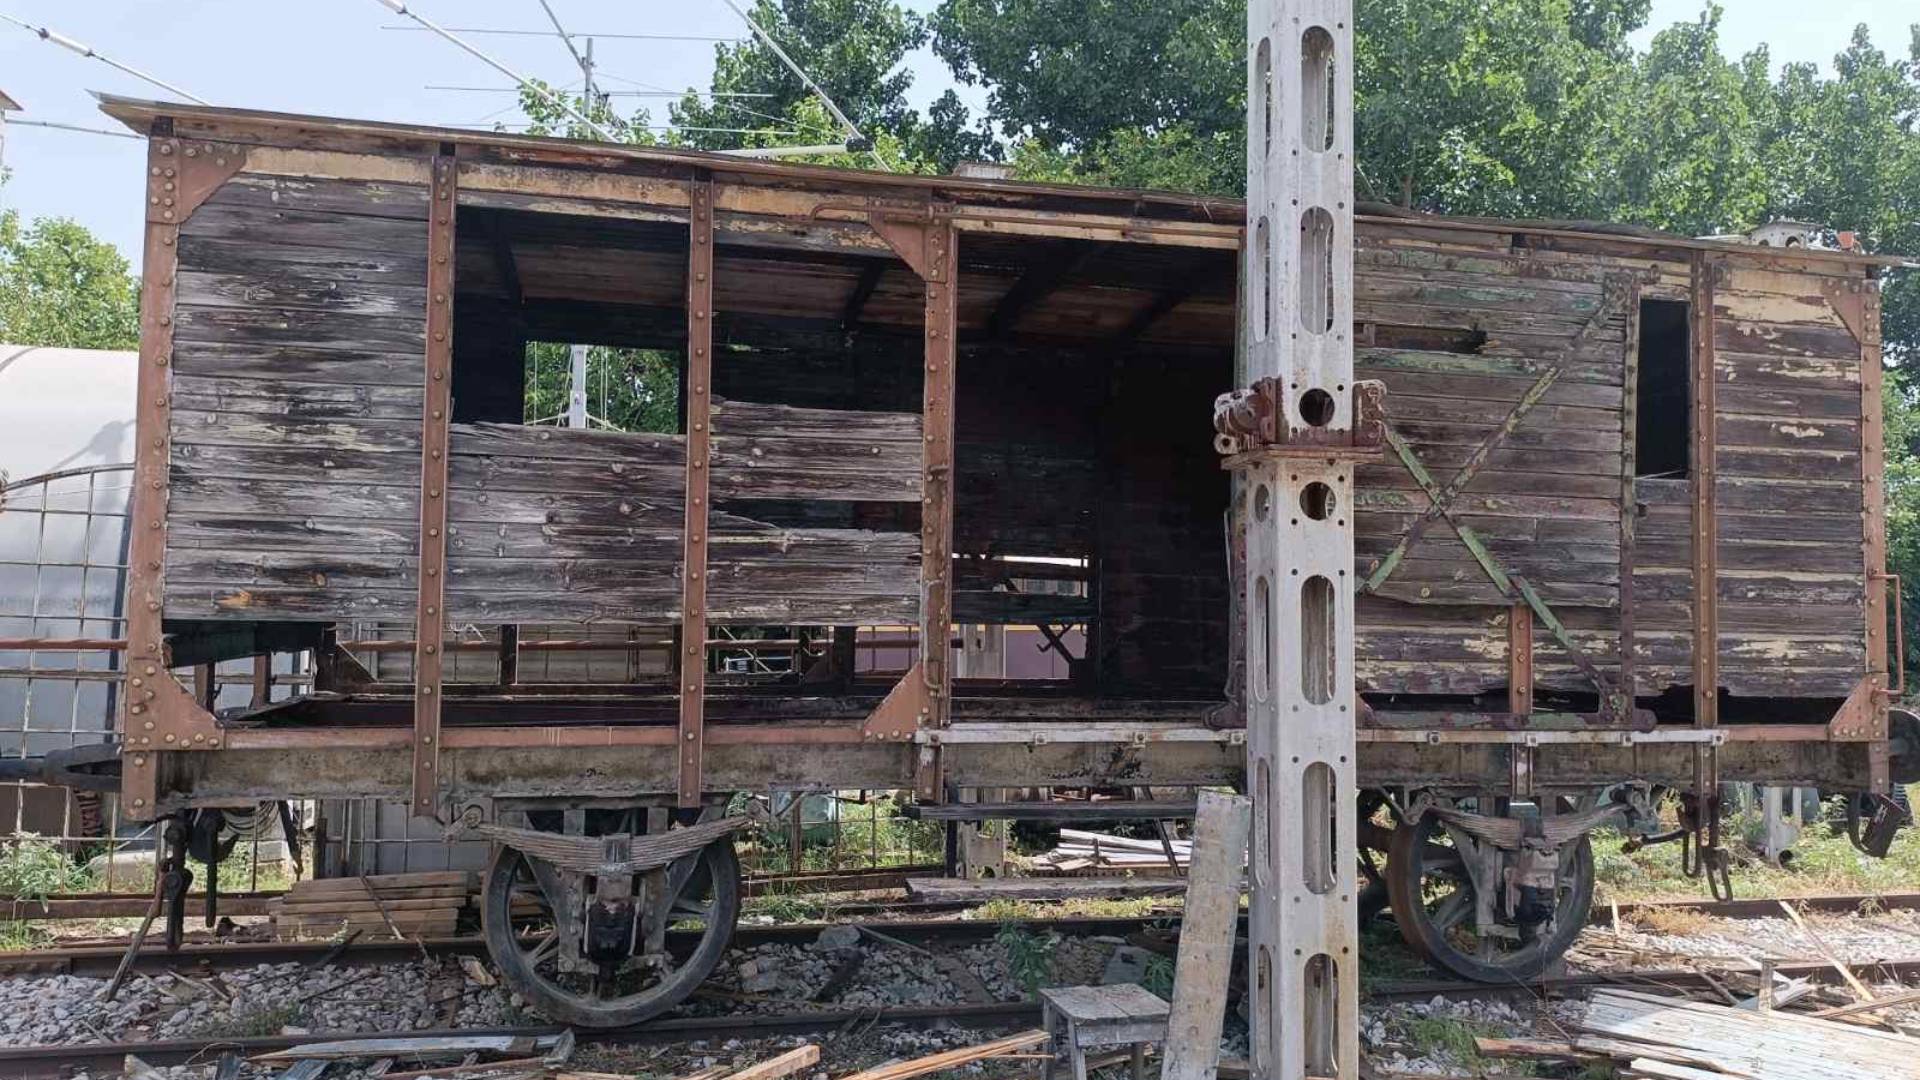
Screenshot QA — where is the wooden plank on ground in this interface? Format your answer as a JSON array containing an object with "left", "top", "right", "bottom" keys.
[
  {"left": 719, "top": 1045, "right": 820, "bottom": 1080},
  {"left": 904, "top": 877, "right": 1187, "bottom": 902},
  {"left": 1162, "top": 790, "right": 1250, "bottom": 1080},
  {"left": 834, "top": 1030, "right": 1051, "bottom": 1080},
  {"left": 1576, "top": 988, "right": 1920, "bottom": 1080}
]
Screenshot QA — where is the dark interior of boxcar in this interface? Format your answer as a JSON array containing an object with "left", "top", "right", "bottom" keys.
[{"left": 434, "top": 204, "right": 1239, "bottom": 722}]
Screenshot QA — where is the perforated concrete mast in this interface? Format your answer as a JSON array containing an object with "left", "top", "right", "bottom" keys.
[{"left": 1216, "top": 0, "right": 1365, "bottom": 1077}]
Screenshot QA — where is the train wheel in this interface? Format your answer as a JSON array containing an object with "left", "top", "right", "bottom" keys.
[
  {"left": 481, "top": 833, "right": 740, "bottom": 1028},
  {"left": 1385, "top": 812, "right": 1593, "bottom": 983}
]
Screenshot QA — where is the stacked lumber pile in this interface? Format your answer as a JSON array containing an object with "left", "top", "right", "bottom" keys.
[
  {"left": 268, "top": 871, "right": 473, "bottom": 940},
  {"left": 1032, "top": 829, "right": 1190, "bottom": 874},
  {"left": 1480, "top": 987, "right": 1920, "bottom": 1080}
]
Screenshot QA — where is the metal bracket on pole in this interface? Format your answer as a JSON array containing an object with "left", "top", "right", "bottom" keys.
[{"left": 1223, "top": 1, "right": 1362, "bottom": 1076}]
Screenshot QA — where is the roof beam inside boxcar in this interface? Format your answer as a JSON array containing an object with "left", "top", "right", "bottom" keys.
[
  {"left": 841, "top": 262, "right": 885, "bottom": 329},
  {"left": 985, "top": 240, "right": 1099, "bottom": 338}
]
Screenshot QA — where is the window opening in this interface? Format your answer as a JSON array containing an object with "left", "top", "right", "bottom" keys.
[
  {"left": 1635, "top": 299, "right": 1691, "bottom": 478},
  {"left": 523, "top": 342, "right": 682, "bottom": 434}
]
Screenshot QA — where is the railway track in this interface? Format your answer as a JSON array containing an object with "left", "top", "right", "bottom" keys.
[
  {"left": 5, "top": 957, "right": 1920, "bottom": 1078},
  {"left": 4, "top": 889, "right": 1915, "bottom": 979}
]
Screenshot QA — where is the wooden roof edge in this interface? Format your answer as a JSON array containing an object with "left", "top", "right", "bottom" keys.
[
  {"left": 96, "top": 93, "right": 1910, "bottom": 272},
  {"left": 93, "top": 92, "right": 1238, "bottom": 225}
]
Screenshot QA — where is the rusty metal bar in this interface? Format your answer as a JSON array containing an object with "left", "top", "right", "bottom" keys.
[
  {"left": 1508, "top": 603, "right": 1534, "bottom": 796},
  {"left": 0, "top": 638, "right": 129, "bottom": 652},
  {"left": 678, "top": 177, "right": 716, "bottom": 808},
  {"left": 1508, "top": 605, "right": 1533, "bottom": 715},
  {"left": 916, "top": 222, "right": 958, "bottom": 801},
  {"left": 1859, "top": 278, "right": 1891, "bottom": 792},
  {"left": 121, "top": 136, "right": 186, "bottom": 821},
  {"left": 1689, "top": 255, "right": 1720, "bottom": 802},
  {"left": 1619, "top": 283, "right": 1641, "bottom": 712},
  {"left": 410, "top": 153, "right": 458, "bottom": 819}
]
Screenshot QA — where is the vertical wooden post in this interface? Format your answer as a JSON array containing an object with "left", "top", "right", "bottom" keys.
[
  {"left": 678, "top": 177, "right": 716, "bottom": 808},
  {"left": 410, "top": 152, "right": 457, "bottom": 819},
  {"left": 249, "top": 655, "right": 272, "bottom": 708},
  {"left": 1163, "top": 790, "right": 1251, "bottom": 1080},
  {"left": 1688, "top": 255, "right": 1720, "bottom": 809},
  {"left": 917, "top": 222, "right": 958, "bottom": 800},
  {"left": 1240, "top": 2, "right": 1360, "bottom": 1077},
  {"left": 497, "top": 624, "right": 519, "bottom": 686}
]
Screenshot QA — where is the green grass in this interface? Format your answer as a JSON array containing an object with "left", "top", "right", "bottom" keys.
[
  {"left": 1401, "top": 1015, "right": 1537, "bottom": 1075},
  {"left": 970, "top": 895, "right": 1178, "bottom": 922},
  {"left": 738, "top": 793, "right": 945, "bottom": 875},
  {"left": 742, "top": 890, "right": 838, "bottom": 922},
  {"left": 0, "top": 835, "right": 93, "bottom": 901},
  {"left": 995, "top": 922, "right": 1056, "bottom": 997},
  {"left": 190, "top": 1002, "right": 306, "bottom": 1039},
  {"left": 1592, "top": 786, "right": 1920, "bottom": 903}
]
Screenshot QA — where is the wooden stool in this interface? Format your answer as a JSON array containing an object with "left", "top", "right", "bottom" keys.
[{"left": 1040, "top": 983, "right": 1171, "bottom": 1080}]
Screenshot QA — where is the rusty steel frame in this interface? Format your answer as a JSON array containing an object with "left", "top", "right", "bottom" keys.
[
  {"left": 409, "top": 152, "right": 458, "bottom": 819},
  {"left": 1823, "top": 274, "right": 1892, "bottom": 792},
  {"left": 858, "top": 208, "right": 956, "bottom": 802},
  {"left": 93, "top": 112, "right": 1898, "bottom": 824},
  {"left": 1688, "top": 255, "right": 1721, "bottom": 809},
  {"left": 679, "top": 177, "right": 717, "bottom": 808},
  {"left": 1618, "top": 284, "right": 1641, "bottom": 716},
  {"left": 120, "top": 134, "right": 247, "bottom": 821},
  {"left": 1508, "top": 604, "right": 1534, "bottom": 796}
]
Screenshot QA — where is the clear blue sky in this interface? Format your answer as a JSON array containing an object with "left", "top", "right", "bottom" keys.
[{"left": 0, "top": 0, "right": 1912, "bottom": 262}]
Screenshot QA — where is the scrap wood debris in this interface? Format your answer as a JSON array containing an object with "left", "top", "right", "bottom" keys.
[
  {"left": 1557, "top": 986, "right": 1920, "bottom": 1080},
  {"left": 1032, "top": 830, "right": 1189, "bottom": 874}
]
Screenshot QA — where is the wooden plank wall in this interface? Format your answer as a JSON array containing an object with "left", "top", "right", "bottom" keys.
[
  {"left": 167, "top": 173, "right": 431, "bottom": 622},
  {"left": 1094, "top": 351, "right": 1232, "bottom": 691},
  {"left": 1632, "top": 265, "right": 1867, "bottom": 698},
  {"left": 1351, "top": 235, "right": 1629, "bottom": 697},
  {"left": 953, "top": 345, "right": 1102, "bottom": 627},
  {"left": 1350, "top": 230, "right": 1868, "bottom": 703}
]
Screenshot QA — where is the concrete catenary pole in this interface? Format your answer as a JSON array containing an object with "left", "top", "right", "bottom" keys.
[{"left": 1237, "top": 0, "right": 1361, "bottom": 1076}]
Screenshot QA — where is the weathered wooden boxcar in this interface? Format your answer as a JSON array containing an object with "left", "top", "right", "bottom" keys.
[{"left": 89, "top": 94, "right": 1911, "bottom": 1019}]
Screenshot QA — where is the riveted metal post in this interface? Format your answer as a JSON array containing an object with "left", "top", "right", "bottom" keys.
[
  {"left": 1858, "top": 278, "right": 1890, "bottom": 792},
  {"left": 1689, "top": 255, "right": 1720, "bottom": 807},
  {"left": 121, "top": 135, "right": 246, "bottom": 821},
  {"left": 1619, "top": 284, "right": 1641, "bottom": 713},
  {"left": 679, "top": 177, "right": 716, "bottom": 808},
  {"left": 1240, "top": 1, "right": 1360, "bottom": 1076},
  {"left": 411, "top": 152, "right": 458, "bottom": 818},
  {"left": 917, "top": 222, "right": 958, "bottom": 801}
]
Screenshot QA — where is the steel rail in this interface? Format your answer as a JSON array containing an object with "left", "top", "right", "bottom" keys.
[
  {"left": 7, "top": 890, "right": 1920, "bottom": 974},
  {"left": 7, "top": 958, "right": 1920, "bottom": 1078}
]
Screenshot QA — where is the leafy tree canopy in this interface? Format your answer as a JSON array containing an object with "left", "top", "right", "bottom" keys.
[{"left": 0, "top": 206, "right": 140, "bottom": 351}]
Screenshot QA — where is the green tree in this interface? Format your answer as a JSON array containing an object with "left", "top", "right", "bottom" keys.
[
  {"left": 1604, "top": 7, "right": 1769, "bottom": 235},
  {"left": 522, "top": 343, "right": 681, "bottom": 435},
  {"left": 0, "top": 210, "right": 139, "bottom": 350}
]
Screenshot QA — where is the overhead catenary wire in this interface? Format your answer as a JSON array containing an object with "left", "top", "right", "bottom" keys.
[
  {"left": 382, "top": 26, "right": 745, "bottom": 42},
  {"left": 7, "top": 118, "right": 142, "bottom": 140},
  {"left": 0, "top": 12, "right": 209, "bottom": 104},
  {"left": 426, "top": 85, "right": 774, "bottom": 99},
  {"left": 368, "top": 0, "right": 617, "bottom": 142},
  {"left": 712, "top": 0, "right": 877, "bottom": 167}
]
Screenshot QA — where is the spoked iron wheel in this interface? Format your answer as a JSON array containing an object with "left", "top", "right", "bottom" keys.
[
  {"left": 1385, "top": 810, "right": 1593, "bottom": 983},
  {"left": 481, "top": 833, "right": 740, "bottom": 1027}
]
